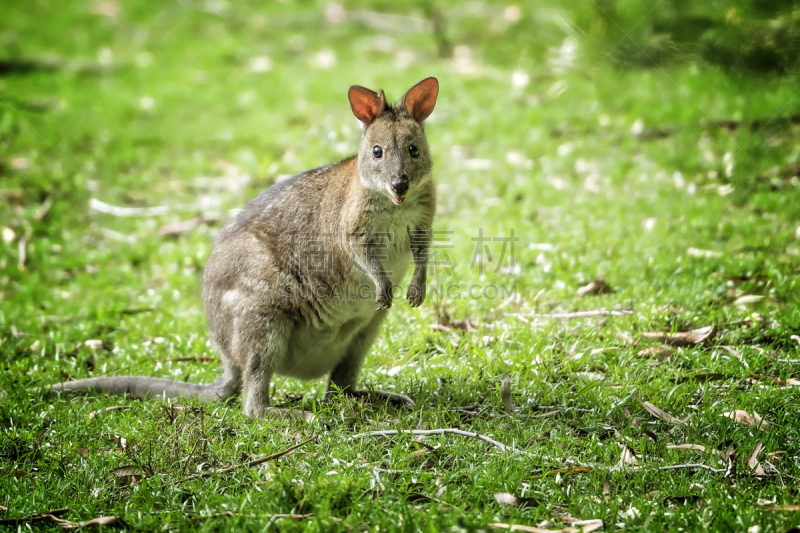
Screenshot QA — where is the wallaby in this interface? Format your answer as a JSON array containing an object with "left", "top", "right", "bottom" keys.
[{"left": 48, "top": 77, "right": 439, "bottom": 417}]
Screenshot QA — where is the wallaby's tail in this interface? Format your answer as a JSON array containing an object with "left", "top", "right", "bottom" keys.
[{"left": 47, "top": 373, "right": 239, "bottom": 402}]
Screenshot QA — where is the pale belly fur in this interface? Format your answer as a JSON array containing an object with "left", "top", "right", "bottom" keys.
[{"left": 278, "top": 219, "right": 414, "bottom": 380}]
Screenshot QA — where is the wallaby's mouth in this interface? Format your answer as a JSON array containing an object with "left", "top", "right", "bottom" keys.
[{"left": 392, "top": 195, "right": 405, "bottom": 205}]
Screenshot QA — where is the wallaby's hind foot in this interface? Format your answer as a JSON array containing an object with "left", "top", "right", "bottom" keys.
[{"left": 325, "top": 388, "right": 415, "bottom": 409}]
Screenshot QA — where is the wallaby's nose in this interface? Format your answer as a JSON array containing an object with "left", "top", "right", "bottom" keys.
[{"left": 391, "top": 176, "right": 409, "bottom": 196}]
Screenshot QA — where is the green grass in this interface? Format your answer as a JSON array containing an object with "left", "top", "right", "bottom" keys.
[{"left": 2, "top": 1, "right": 800, "bottom": 531}]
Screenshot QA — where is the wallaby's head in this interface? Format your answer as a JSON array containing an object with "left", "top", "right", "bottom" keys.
[{"left": 348, "top": 77, "right": 439, "bottom": 205}]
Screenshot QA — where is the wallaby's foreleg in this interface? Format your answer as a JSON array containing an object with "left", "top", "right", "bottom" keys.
[
  {"left": 325, "top": 315, "right": 414, "bottom": 407},
  {"left": 407, "top": 227, "right": 430, "bottom": 307},
  {"left": 237, "top": 313, "right": 292, "bottom": 418},
  {"left": 361, "top": 240, "right": 393, "bottom": 311}
]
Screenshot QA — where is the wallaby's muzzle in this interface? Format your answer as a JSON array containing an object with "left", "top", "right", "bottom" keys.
[{"left": 391, "top": 175, "right": 409, "bottom": 201}]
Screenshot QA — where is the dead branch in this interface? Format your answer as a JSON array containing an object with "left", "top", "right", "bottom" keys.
[
  {"left": 508, "top": 309, "right": 633, "bottom": 320},
  {"left": 0, "top": 509, "right": 70, "bottom": 526},
  {"left": 89, "top": 197, "right": 219, "bottom": 217},
  {"left": 191, "top": 512, "right": 314, "bottom": 523},
  {"left": 351, "top": 429, "right": 514, "bottom": 453},
  {"left": 180, "top": 437, "right": 314, "bottom": 483},
  {"left": 653, "top": 463, "right": 727, "bottom": 474}
]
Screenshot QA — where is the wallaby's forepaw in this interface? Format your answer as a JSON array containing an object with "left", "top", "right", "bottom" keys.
[
  {"left": 333, "top": 389, "right": 415, "bottom": 409},
  {"left": 375, "top": 287, "right": 393, "bottom": 311},
  {"left": 370, "top": 390, "right": 415, "bottom": 408},
  {"left": 406, "top": 283, "right": 425, "bottom": 307}
]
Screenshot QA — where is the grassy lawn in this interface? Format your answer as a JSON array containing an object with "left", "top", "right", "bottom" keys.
[{"left": 2, "top": 1, "right": 800, "bottom": 531}]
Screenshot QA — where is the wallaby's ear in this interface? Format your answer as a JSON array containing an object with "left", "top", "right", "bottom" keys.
[
  {"left": 401, "top": 77, "right": 439, "bottom": 123},
  {"left": 348, "top": 85, "right": 386, "bottom": 124}
]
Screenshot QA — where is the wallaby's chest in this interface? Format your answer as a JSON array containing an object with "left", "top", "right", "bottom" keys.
[{"left": 278, "top": 203, "right": 426, "bottom": 380}]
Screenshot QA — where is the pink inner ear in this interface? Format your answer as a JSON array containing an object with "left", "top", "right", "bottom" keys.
[
  {"left": 348, "top": 86, "right": 385, "bottom": 123},
  {"left": 403, "top": 77, "right": 439, "bottom": 123}
]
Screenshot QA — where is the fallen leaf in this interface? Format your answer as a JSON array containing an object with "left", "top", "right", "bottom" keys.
[
  {"left": 58, "top": 515, "right": 128, "bottom": 529},
  {"left": 501, "top": 373, "right": 514, "bottom": 413},
  {"left": 721, "top": 443, "right": 736, "bottom": 460},
  {"left": 637, "top": 398, "right": 690, "bottom": 424},
  {"left": 759, "top": 505, "right": 800, "bottom": 511},
  {"left": 110, "top": 465, "right": 141, "bottom": 485},
  {"left": 638, "top": 346, "right": 673, "bottom": 359},
  {"left": 722, "top": 410, "right": 770, "bottom": 431},
  {"left": 575, "top": 521, "right": 603, "bottom": 533},
  {"left": 159, "top": 215, "right": 206, "bottom": 236},
  {"left": 667, "top": 444, "right": 707, "bottom": 452},
  {"left": 614, "top": 443, "right": 638, "bottom": 470},
  {"left": 73, "top": 447, "right": 89, "bottom": 457},
  {"left": 638, "top": 400, "right": 673, "bottom": 421},
  {"left": 88, "top": 406, "right": 129, "bottom": 420},
  {"left": 165, "top": 357, "right": 218, "bottom": 363},
  {"left": 732, "top": 295, "right": 767, "bottom": 306},
  {"left": 488, "top": 524, "right": 552, "bottom": 533},
  {"left": 546, "top": 466, "right": 592, "bottom": 476},
  {"left": 747, "top": 373, "right": 800, "bottom": 388},
  {"left": 687, "top": 247, "right": 722, "bottom": 258},
  {"left": 493, "top": 492, "right": 518, "bottom": 506},
  {"left": 1, "top": 468, "right": 27, "bottom": 479},
  {"left": 493, "top": 492, "right": 540, "bottom": 508},
  {"left": 489, "top": 523, "right": 598, "bottom": 533},
  {"left": 408, "top": 444, "right": 441, "bottom": 458},
  {"left": 576, "top": 275, "right": 613, "bottom": 297},
  {"left": 574, "top": 372, "right": 605, "bottom": 381},
  {"left": 641, "top": 428, "right": 659, "bottom": 443},
  {"left": 643, "top": 326, "right": 716, "bottom": 347},
  {"left": 616, "top": 331, "right": 635, "bottom": 345},
  {"left": 83, "top": 339, "right": 104, "bottom": 351},
  {"left": 766, "top": 451, "right": 786, "bottom": 464},
  {"left": 747, "top": 443, "right": 765, "bottom": 475}
]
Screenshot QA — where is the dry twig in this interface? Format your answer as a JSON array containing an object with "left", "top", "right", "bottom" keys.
[
  {"left": 351, "top": 429, "right": 514, "bottom": 453},
  {"left": 180, "top": 437, "right": 314, "bottom": 483},
  {"left": 507, "top": 309, "right": 632, "bottom": 320}
]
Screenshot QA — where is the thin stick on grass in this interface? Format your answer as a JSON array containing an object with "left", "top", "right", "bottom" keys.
[
  {"left": 351, "top": 429, "right": 514, "bottom": 452},
  {"left": 652, "top": 463, "right": 728, "bottom": 474},
  {"left": 187, "top": 511, "right": 349, "bottom": 528},
  {"left": 180, "top": 437, "right": 315, "bottom": 483},
  {"left": 0, "top": 509, "right": 70, "bottom": 526},
  {"left": 178, "top": 438, "right": 202, "bottom": 478},
  {"left": 507, "top": 309, "right": 633, "bottom": 320},
  {"left": 527, "top": 410, "right": 561, "bottom": 419},
  {"left": 191, "top": 512, "right": 314, "bottom": 522},
  {"left": 353, "top": 429, "right": 605, "bottom": 469}
]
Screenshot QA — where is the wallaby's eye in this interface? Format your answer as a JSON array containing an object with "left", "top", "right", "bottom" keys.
[
  {"left": 409, "top": 143, "right": 419, "bottom": 158},
  {"left": 372, "top": 145, "right": 383, "bottom": 159}
]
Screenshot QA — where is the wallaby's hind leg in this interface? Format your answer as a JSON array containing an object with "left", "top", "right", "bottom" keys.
[
  {"left": 232, "top": 312, "right": 292, "bottom": 418},
  {"left": 325, "top": 314, "right": 414, "bottom": 408}
]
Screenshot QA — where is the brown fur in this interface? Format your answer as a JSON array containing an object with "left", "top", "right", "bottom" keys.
[{"left": 48, "top": 78, "right": 439, "bottom": 417}]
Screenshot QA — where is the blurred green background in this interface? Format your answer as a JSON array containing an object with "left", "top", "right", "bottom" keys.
[{"left": 3, "top": 0, "right": 799, "bottom": 323}]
